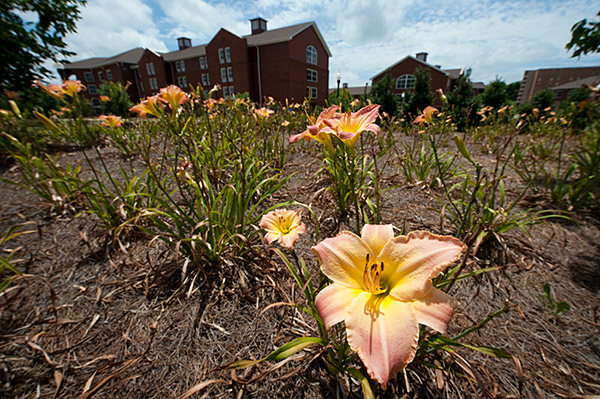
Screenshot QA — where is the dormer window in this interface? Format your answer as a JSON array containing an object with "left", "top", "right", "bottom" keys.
[
  {"left": 396, "top": 74, "right": 416, "bottom": 89},
  {"left": 306, "top": 45, "right": 317, "bottom": 65}
]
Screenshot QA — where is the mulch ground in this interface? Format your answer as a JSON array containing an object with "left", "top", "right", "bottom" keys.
[{"left": 0, "top": 129, "right": 599, "bottom": 398}]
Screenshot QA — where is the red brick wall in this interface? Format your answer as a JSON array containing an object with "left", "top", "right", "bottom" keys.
[
  {"left": 206, "top": 29, "right": 251, "bottom": 98},
  {"left": 137, "top": 50, "right": 168, "bottom": 97},
  {"left": 519, "top": 66, "right": 600, "bottom": 104},
  {"left": 288, "top": 25, "right": 329, "bottom": 105},
  {"left": 253, "top": 41, "right": 291, "bottom": 103}
]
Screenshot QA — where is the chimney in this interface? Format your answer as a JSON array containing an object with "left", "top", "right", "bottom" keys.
[
  {"left": 177, "top": 37, "right": 192, "bottom": 50},
  {"left": 416, "top": 52, "right": 428, "bottom": 62},
  {"left": 250, "top": 17, "right": 268, "bottom": 35},
  {"left": 343, "top": 82, "right": 348, "bottom": 89}
]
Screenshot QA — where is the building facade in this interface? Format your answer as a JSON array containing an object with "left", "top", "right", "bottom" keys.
[
  {"left": 517, "top": 66, "right": 600, "bottom": 106},
  {"left": 58, "top": 18, "right": 331, "bottom": 107},
  {"left": 370, "top": 53, "right": 484, "bottom": 107}
]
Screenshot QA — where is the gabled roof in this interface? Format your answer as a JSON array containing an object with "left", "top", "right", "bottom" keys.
[
  {"left": 550, "top": 75, "right": 600, "bottom": 90},
  {"left": 328, "top": 85, "right": 371, "bottom": 97},
  {"left": 244, "top": 21, "right": 332, "bottom": 57},
  {"left": 370, "top": 55, "right": 449, "bottom": 80},
  {"left": 62, "top": 47, "right": 146, "bottom": 69},
  {"left": 163, "top": 44, "right": 207, "bottom": 62},
  {"left": 443, "top": 68, "right": 463, "bottom": 79}
]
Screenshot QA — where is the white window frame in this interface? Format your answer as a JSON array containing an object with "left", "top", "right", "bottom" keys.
[
  {"left": 106, "top": 69, "right": 113, "bottom": 80},
  {"left": 98, "top": 71, "right": 103, "bottom": 81},
  {"left": 229, "top": 86, "right": 234, "bottom": 97},
  {"left": 199, "top": 56, "right": 207, "bottom": 69},
  {"left": 223, "top": 86, "right": 229, "bottom": 99},
  {"left": 225, "top": 47, "right": 231, "bottom": 63},
  {"left": 227, "top": 67, "right": 233, "bottom": 82},
  {"left": 307, "top": 68, "right": 318, "bottom": 82},
  {"left": 201, "top": 74, "right": 208, "bottom": 86},
  {"left": 219, "top": 48, "right": 225, "bottom": 64},
  {"left": 221, "top": 67, "right": 227, "bottom": 83},
  {"left": 146, "top": 62, "right": 155, "bottom": 76},
  {"left": 396, "top": 74, "right": 416, "bottom": 89},
  {"left": 175, "top": 60, "right": 186, "bottom": 73},
  {"left": 307, "top": 86, "right": 317, "bottom": 99},
  {"left": 178, "top": 76, "right": 188, "bottom": 88},
  {"left": 149, "top": 77, "right": 158, "bottom": 91},
  {"left": 84, "top": 72, "right": 94, "bottom": 82},
  {"left": 306, "top": 45, "right": 317, "bottom": 65},
  {"left": 88, "top": 84, "right": 98, "bottom": 95}
]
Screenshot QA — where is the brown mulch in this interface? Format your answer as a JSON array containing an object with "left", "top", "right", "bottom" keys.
[{"left": 0, "top": 130, "right": 599, "bottom": 399}]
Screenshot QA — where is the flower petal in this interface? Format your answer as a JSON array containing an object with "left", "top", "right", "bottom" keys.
[
  {"left": 315, "top": 283, "right": 362, "bottom": 329},
  {"left": 361, "top": 224, "right": 394, "bottom": 258},
  {"left": 312, "top": 231, "right": 374, "bottom": 289},
  {"left": 412, "top": 286, "right": 456, "bottom": 333},
  {"left": 378, "top": 231, "right": 465, "bottom": 301},
  {"left": 346, "top": 292, "right": 419, "bottom": 386},
  {"left": 264, "top": 232, "right": 280, "bottom": 245},
  {"left": 280, "top": 230, "right": 299, "bottom": 249}
]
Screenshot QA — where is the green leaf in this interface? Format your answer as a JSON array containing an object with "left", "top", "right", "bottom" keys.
[{"left": 555, "top": 302, "right": 571, "bottom": 315}]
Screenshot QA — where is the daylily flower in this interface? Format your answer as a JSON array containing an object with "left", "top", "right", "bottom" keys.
[
  {"left": 157, "top": 84, "right": 190, "bottom": 114},
  {"left": 129, "top": 96, "right": 163, "bottom": 118},
  {"left": 289, "top": 105, "right": 345, "bottom": 151},
  {"left": 319, "top": 104, "right": 381, "bottom": 150},
  {"left": 254, "top": 107, "right": 274, "bottom": 118},
  {"left": 98, "top": 114, "right": 123, "bottom": 129},
  {"left": 259, "top": 209, "right": 306, "bottom": 249},
  {"left": 314, "top": 225, "right": 465, "bottom": 388},
  {"left": 281, "top": 120, "right": 290, "bottom": 127},
  {"left": 61, "top": 80, "right": 86, "bottom": 98},
  {"left": 413, "top": 106, "right": 439, "bottom": 125},
  {"left": 100, "top": 95, "right": 111, "bottom": 102}
]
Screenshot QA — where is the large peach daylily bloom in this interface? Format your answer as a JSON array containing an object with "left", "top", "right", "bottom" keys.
[
  {"left": 320, "top": 104, "right": 381, "bottom": 149},
  {"left": 157, "top": 85, "right": 190, "bottom": 113},
  {"left": 289, "top": 105, "right": 351, "bottom": 151},
  {"left": 129, "top": 96, "right": 163, "bottom": 118},
  {"left": 259, "top": 209, "right": 306, "bottom": 249},
  {"left": 254, "top": 107, "right": 274, "bottom": 118},
  {"left": 98, "top": 114, "right": 123, "bottom": 129},
  {"left": 413, "top": 106, "right": 439, "bottom": 125},
  {"left": 314, "top": 225, "right": 465, "bottom": 387}
]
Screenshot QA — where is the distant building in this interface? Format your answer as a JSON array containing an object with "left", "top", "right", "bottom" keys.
[
  {"left": 328, "top": 83, "right": 371, "bottom": 100},
  {"left": 517, "top": 66, "right": 600, "bottom": 106},
  {"left": 370, "top": 52, "right": 485, "bottom": 107},
  {"left": 58, "top": 18, "right": 331, "bottom": 109}
]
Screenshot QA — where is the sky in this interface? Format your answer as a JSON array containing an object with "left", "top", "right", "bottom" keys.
[{"left": 51, "top": 0, "right": 600, "bottom": 88}]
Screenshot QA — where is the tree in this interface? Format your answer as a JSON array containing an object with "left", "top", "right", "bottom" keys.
[
  {"left": 403, "top": 67, "right": 433, "bottom": 120},
  {"left": 532, "top": 88, "right": 554, "bottom": 110},
  {"left": 566, "top": 11, "right": 600, "bottom": 57},
  {"left": 0, "top": 0, "right": 86, "bottom": 91},
  {"left": 480, "top": 78, "right": 508, "bottom": 109},
  {"left": 506, "top": 81, "right": 521, "bottom": 103},
  {"left": 369, "top": 70, "right": 398, "bottom": 117},
  {"left": 99, "top": 81, "right": 134, "bottom": 117},
  {"left": 446, "top": 68, "right": 479, "bottom": 131}
]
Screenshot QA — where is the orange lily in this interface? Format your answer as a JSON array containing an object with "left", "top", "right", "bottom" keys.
[
  {"left": 314, "top": 225, "right": 465, "bottom": 387},
  {"left": 98, "top": 115, "right": 124, "bottom": 129},
  {"left": 320, "top": 104, "right": 380, "bottom": 149},
  {"left": 289, "top": 105, "right": 345, "bottom": 151},
  {"left": 157, "top": 85, "right": 190, "bottom": 114},
  {"left": 129, "top": 96, "right": 163, "bottom": 118},
  {"left": 413, "top": 106, "right": 439, "bottom": 125}
]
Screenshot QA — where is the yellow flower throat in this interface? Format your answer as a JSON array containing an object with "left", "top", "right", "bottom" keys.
[{"left": 363, "top": 253, "right": 387, "bottom": 295}]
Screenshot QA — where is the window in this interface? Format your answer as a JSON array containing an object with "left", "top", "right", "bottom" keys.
[
  {"left": 178, "top": 76, "right": 188, "bottom": 88},
  {"left": 149, "top": 77, "right": 158, "bottom": 91},
  {"left": 88, "top": 84, "right": 98, "bottom": 94},
  {"left": 252, "top": 20, "right": 258, "bottom": 31},
  {"left": 555, "top": 89, "right": 563, "bottom": 98},
  {"left": 307, "top": 86, "right": 317, "bottom": 99},
  {"left": 221, "top": 68, "right": 227, "bottom": 82},
  {"left": 396, "top": 74, "right": 416, "bottom": 89},
  {"left": 175, "top": 60, "right": 186, "bottom": 73},
  {"left": 227, "top": 67, "right": 233, "bottom": 82},
  {"left": 199, "top": 56, "right": 207, "bottom": 69},
  {"left": 307, "top": 68, "right": 318, "bottom": 82},
  {"left": 223, "top": 86, "right": 229, "bottom": 99},
  {"left": 140, "top": 80, "right": 144, "bottom": 92},
  {"left": 106, "top": 69, "right": 113, "bottom": 80},
  {"left": 201, "top": 73, "right": 210, "bottom": 86},
  {"left": 98, "top": 71, "right": 103, "bottom": 81},
  {"left": 92, "top": 98, "right": 101, "bottom": 115},
  {"left": 225, "top": 47, "right": 231, "bottom": 63},
  {"left": 84, "top": 72, "right": 94, "bottom": 82},
  {"left": 146, "top": 62, "right": 155, "bottom": 76},
  {"left": 306, "top": 45, "right": 317, "bottom": 65},
  {"left": 219, "top": 48, "right": 225, "bottom": 64},
  {"left": 229, "top": 86, "right": 234, "bottom": 97}
]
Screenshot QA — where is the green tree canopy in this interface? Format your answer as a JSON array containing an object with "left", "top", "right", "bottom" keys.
[
  {"left": 403, "top": 67, "right": 433, "bottom": 120},
  {"left": 566, "top": 11, "right": 600, "bottom": 57},
  {"left": 446, "top": 68, "right": 479, "bottom": 131},
  {"left": 480, "top": 78, "right": 508, "bottom": 109},
  {"left": 0, "top": 0, "right": 86, "bottom": 91},
  {"left": 369, "top": 71, "right": 398, "bottom": 117}
]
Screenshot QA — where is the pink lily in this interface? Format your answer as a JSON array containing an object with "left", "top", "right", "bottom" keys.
[
  {"left": 313, "top": 225, "right": 465, "bottom": 387},
  {"left": 320, "top": 104, "right": 381, "bottom": 149}
]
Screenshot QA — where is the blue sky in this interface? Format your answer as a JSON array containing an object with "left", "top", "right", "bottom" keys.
[{"left": 55, "top": 0, "right": 600, "bottom": 87}]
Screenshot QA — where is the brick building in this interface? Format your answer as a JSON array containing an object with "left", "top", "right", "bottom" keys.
[
  {"left": 517, "top": 66, "right": 600, "bottom": 106},
  {"left": 370, "top": 52, "right": 484, "bottom": 107},
  {"left": 58, "top": 18, "right": 331, "bottom": 107}
]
